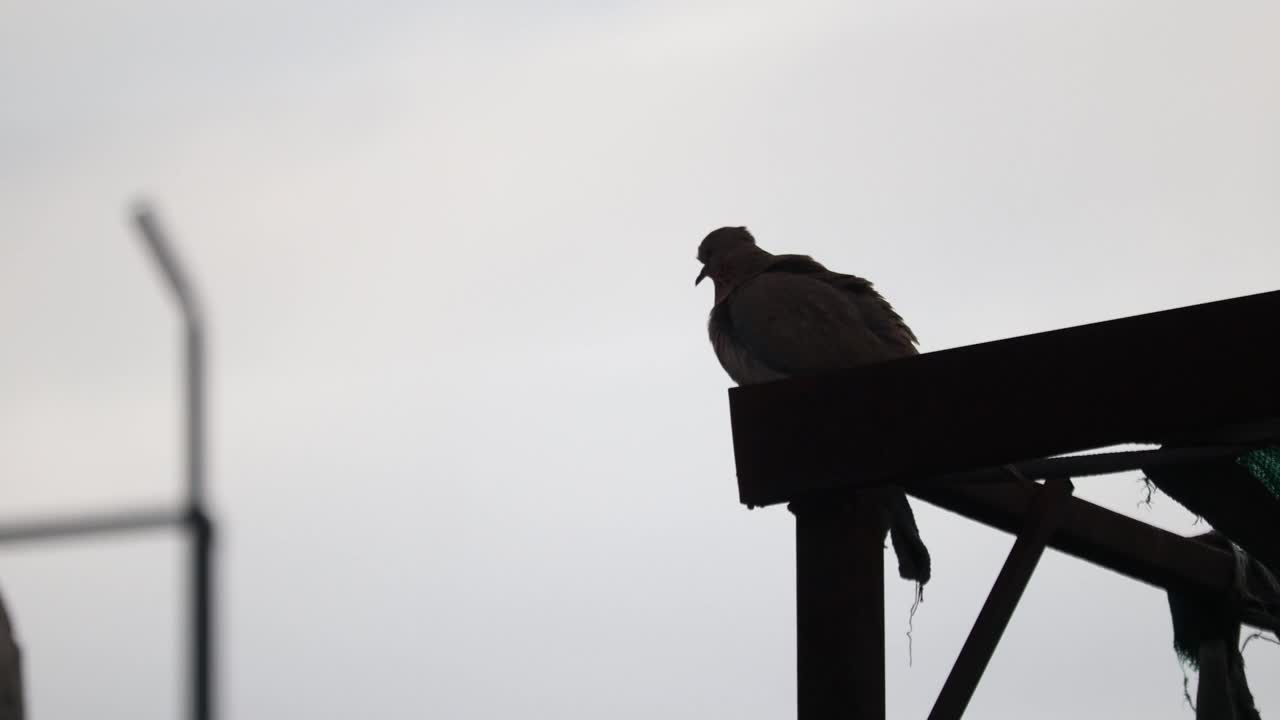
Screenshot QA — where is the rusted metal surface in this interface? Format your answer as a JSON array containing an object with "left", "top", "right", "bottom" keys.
[
  {"left": 729, "top": 289, "right": 1280, "bottom": 508},
  {"left": 927, "top": 479, "right": 1074, "bottom": 720}
]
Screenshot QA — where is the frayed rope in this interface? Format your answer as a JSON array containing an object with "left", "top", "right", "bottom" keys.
[
  {"left": 906, "top": 581, "right": 923, "bottom": 666},
  {"left": 1242, "top": 631, "right": 1280, "bottom": 653}
]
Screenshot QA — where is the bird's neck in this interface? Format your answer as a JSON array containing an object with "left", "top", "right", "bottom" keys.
[
  {"left": 712, "top": 278, "right": 735, "bottom": 304},
  {"left": 712, "top": 246, "right": 775, "bottom": 304}
]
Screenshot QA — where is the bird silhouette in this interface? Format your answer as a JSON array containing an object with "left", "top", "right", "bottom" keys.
[{"left": 696, "top": 226, "right": 930, "bottom": 584}]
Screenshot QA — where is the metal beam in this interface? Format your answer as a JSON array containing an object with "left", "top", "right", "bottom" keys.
[
  {"left": 927, "top": 479, "right": 1074, "bottom": 720},
  {"left": 0, "top": 508, "right": 185, "bottom": 546},
  {"left": 909, "top": 479, "right": 1280, "bottom": 635},
  {"left": 728, "top": 289, "right": 1280, "bottom": 508}
]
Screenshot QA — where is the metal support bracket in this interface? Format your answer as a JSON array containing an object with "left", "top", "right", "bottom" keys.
[{"left": 928, "top": 477, "right": 1075, "bottom": 720}]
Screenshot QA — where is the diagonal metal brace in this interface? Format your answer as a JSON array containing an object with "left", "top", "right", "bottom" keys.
[{"left": 928, "top": 477, "right": 1075, "bottom": 720}]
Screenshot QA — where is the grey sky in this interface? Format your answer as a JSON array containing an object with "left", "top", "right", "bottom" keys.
[{"left": 3, "top": 1, "right": 1279, "bottom": 717}]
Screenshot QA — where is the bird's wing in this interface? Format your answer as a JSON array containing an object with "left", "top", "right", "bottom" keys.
[
  {"left": 762, "top": 254, "right": 916, "bottom": 353},
  {"left": 818, "top": 271, "right": 918, "bottom": 355},
  {"left": 767, "top": 254, "right": 919, "bottom": 356},
  {"left": 725, "top": 270, "right": 900, "bottom": 377}
]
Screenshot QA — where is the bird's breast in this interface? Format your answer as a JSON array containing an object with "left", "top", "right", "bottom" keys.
[{"left": 708, "top": 303, "right": 787, "bottom": 386}]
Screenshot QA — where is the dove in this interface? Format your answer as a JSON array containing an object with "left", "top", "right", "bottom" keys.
[{"left": 696, "top": 225, "right": 930, "bottom": 584}]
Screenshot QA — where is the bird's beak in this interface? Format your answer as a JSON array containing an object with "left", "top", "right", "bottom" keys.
[{"left": 695, "top": 266, "right": 708, "bottom": 286}]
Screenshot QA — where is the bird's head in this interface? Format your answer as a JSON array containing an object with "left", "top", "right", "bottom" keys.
[{"left": 695, "top": 226, "right": 759, "bottom": 287}]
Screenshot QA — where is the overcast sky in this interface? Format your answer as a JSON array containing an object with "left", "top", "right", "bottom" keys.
[{"left": 3, "top": 1, "right": 1279, "bottom": 718}]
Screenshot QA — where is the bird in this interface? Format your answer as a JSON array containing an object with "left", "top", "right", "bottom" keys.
[{"left": 695, "top": 225, "right": 930, "bottom": 584}]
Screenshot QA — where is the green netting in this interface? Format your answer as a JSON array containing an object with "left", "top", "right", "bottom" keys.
[{"left": 1236, "top": 446, "right": 1280, "bottom": 499}]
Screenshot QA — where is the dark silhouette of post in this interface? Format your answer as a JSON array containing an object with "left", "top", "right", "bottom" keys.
[
  {"left": 793, "top": 492, "right": 886, "bottom": 719},
  {"left": 134, "top": 206, "right": 215, "bottom": 720}
]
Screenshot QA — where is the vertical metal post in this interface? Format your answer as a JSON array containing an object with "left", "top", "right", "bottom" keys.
[
  {"left": 191, "top": 508, "right": 213, "bottom": 720},
  {"left": 0, "top": 590, "right": 22, "bottom": 720},
  {"left": 133, "top": 206, "right": 214, "bottom": 720},
  {"left": 793, "top": 491, "right": 887, "bottom": 720},
  {"left": 184, "top": 311, "right": 212, "bottom": 720}
]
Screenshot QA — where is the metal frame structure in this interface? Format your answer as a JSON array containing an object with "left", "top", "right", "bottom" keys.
[
  {"left": 0, "top": 206, "right": 216, "bottom": 720},
  {"left": 727, "top": 289, "right": 1280, "bottom": 719}
]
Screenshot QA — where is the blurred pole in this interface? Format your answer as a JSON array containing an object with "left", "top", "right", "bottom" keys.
[
  {"left": 0, "top": 590, "right": 22, "bottom": 720},
  {"left": 0, "top": 508, "right": 184, "bottom": 545},
  {"left": 133, "top": 204, "right": 215, "bottom": 720},
  {"left": 133, "top": 205, "right": 203, "bottom": 506}
]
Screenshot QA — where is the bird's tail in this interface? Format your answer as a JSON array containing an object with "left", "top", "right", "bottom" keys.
[{"left": 885, "top": 488, "right": 931, "bottom": 586}]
